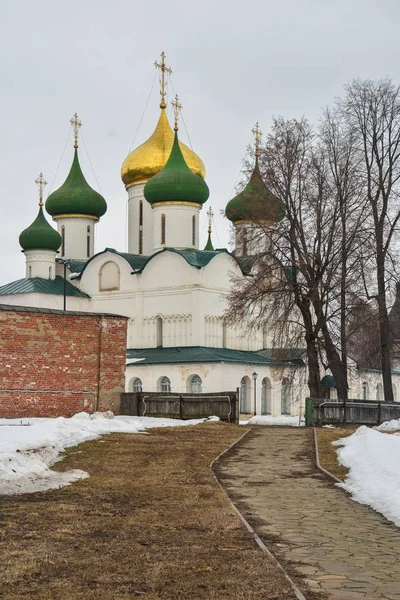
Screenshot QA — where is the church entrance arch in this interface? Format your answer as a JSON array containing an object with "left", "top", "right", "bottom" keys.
[
  {"left": 261, "top": 377, "right": 272, "bottom": 414},
  {"left": 240, "top": 376, "right": 251, "bottom": 414}
]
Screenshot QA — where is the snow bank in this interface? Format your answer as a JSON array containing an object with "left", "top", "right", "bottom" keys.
[
  {"left": 334, "top": 426, "right": 400, "bottom": 527},
  {"left": 0, "top": 413, "right": 219, "bottom": 496},
  {"left": 242, "top": 415, "right": 304, "bottom": 426},
  {"left": 375, "top": 419, "right": 400, "bottom": 432}
]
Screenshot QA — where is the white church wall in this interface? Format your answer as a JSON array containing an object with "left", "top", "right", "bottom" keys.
[
  {"left": 0, "top": 293, "right": 91, "bottom": 312},
  {"left": 79, "top": 252, "right": 140, "bottom": 295},
  {"left": 55, "top": 216, "right": 96, "bottom": 260},
  {"left": 24, "top": 249, "right": 57, "bottom": 280},
  {"left": 127, "top": 184, "right": 153, "bottom": 255},
  {"left": 125, "top": 362, "right": 307, "bottom": 417},
  {"left": 152, "top": 203, "right": 200, "bottom": 251}
]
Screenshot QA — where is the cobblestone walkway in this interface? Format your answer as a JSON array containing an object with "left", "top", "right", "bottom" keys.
[{"left": 218, "top": 427, "right": 400, "bottom": 600}]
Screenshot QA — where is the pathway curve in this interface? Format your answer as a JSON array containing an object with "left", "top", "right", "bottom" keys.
[{"left": 217, "top": 427, "right": 400, "bottom": 600}]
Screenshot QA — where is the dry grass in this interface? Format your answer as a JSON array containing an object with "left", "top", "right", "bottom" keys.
[
  {"left": 315, "top": 426, "right": 358, "bottom": 480},
  {"left": 0, "top": 422, "right": 296, "bottom": 599}
]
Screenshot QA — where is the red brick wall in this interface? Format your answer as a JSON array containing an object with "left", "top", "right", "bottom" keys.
[{"left": 0, "top": 307, "right": 127, "bottom": 418}]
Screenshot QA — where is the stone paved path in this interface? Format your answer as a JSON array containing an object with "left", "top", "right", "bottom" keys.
[{"left": 218, "top": 427, "right": 400, "bottom": 600}]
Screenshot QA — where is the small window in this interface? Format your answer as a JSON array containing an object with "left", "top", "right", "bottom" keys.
[
  {"left": 156, "top": 316, "right": 163, "bottom": 348},
  {"left": 240, "top": 377, "right": 250, "bottom": 413},
  {"left": 49, "top": 266, "right": 52, "bottom": 279},
  {"left": 376, "top": 382, "right": 383, "bottom": 401},
  {"left": 192, "top": 215, "right": 196, "bottom": 246},
  {"left": 87, "top": 225, "right": 91, "bottom": 258},
  {"left": 139, "top": 201, "right": 143, "bottom": 255},
  {"left": 160, "top": 376, "right": 171, "bottom": 393},
  {"left": 28, "top": 265, "right": 32, "bottom": 278},
  {"left": 161, "top": 214, "right": 166, "bottom": 245},
  {"left": 61, "top": 225, "right": 65, "bottom": 256},
  {"left": 243, "top": 228, "right": 248, "bottom": 255},
  {"left": 133, "top": 378, "right": 142, "bottom": 393}
]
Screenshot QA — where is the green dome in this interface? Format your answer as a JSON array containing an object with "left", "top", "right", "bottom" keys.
[
  {"left": 225, "top": 159, "right": 284, "bottom": 224},
  {"left": 46, "top": 149, "right": 107, "bottom": 218},
  {"left": 19, "top": 206, "right": 62, "bottom": 252},
  {"left": 144, "top": 131, "right": 209, "bottom": 206}
]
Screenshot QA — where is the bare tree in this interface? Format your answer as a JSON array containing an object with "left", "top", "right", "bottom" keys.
[{"left": 339, "top": 79, "right": 400, "bottom": 402}]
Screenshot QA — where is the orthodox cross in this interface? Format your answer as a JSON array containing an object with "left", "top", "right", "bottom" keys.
[
  {"left": 251, "top": 122, "right": 262, "bottom": 157},
  {"left": 70, "top": 112, "right": 82, "bottom": 148},
  {"left": 171, "top": 94, "right": 182, "bottom": 131},
  {"left": 35, "top": 172, "right": 47, "bottom": 207},
  {"left": 154, "top": 51, "right": 172, "bottom": 109},
  {"left": 207, "top": 206, "right": 214, "bottom": 234}
]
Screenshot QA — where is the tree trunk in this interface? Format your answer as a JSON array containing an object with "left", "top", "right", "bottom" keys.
[{"left": 376, "top": 248, "right": 394, "bottom": 403}]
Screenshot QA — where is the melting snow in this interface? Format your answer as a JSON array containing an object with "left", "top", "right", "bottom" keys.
[{"left": 0, "top": 412, "right": 219, "bottom": 496}]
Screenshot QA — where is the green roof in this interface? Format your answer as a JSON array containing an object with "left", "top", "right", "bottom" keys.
[
  {"left": 126, "top": 346, "right": 300, "bottom": 366},
  {"left": 0, "top": 277, "right": 90, "bottom": 298},
  {"left": 46, "top": 149, "right": 107, "bottom": 218},
  {"left": 76, "top": 246, "right": 243, "bottom": 279},
  {"left": 67, "top": 260, "right": 88, "bottom": 275},
  {"left": 225, "top": 159, "right": 284, "bottom": 224},
  {"left": 144, "top": 131, "right": 209, "bottom": 206},
  {"left": 19, "top": 206, "right": 62, "bottom": 252}
]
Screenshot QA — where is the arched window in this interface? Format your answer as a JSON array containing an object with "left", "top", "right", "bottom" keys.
[
  {"left": 158, "top": 376, "right": 171, "bottom": 393},
  {"left": 49, "top": 266, "right": 52, "bottom": 279},
  {"left": 87, "top": 225, "right": 91, "bottom": 258},
  {"left": 28, "top": 265, "right": 32, "bottom": 278},
  {"left": 132, "top": 377, "right": 142, "bottom": 393},
  {"left": 261, "top": 377, "right": 272, "bottom": 414},
  {"left": 263, "top": 328, "right": 268, "bottom": 349},
  {"left": 161, "top": 214, "right": 166, "bottom": 245},
  {"left": 139, "top": 201, "right": 143, "bottom": 254},
  {"left": 156, "top": 316, "right": 163, "bottom": 348},
  {"left": 281, "top": 378, "right": 291, "bottom": 415},
  {"left": 222, "top": 321, "right": 227, "bottom": 349},
  {"left": 240, "top": 376, "right": 251, "bottom": 414},
  {"left": 192, "top": 215, "right": 196, "bottom": 246},
  {"left": 99, "top": 261, "right": 120, "bottom": 291},
  {"left": 61, "top": 225, "right": 65, "bottom": 256},
  {"left": 376, "top": 382, "right": 383, "bottom": 401},
  {"left": 393, "top": 383, "right": 398, "bottom": 402},
  {"left": 188, "top": 374, "right": 202, "bottom": 393},
  {"left": 362, "top": 381, "right": 369, "bottom": 400},
  {"left": 242, "top": 228, "right": 248, "bottom": 255}
]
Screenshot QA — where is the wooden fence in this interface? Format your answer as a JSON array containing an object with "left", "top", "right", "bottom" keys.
[
  {"left": 307, "top": 397, "right": 400, "bottom": 426},
  {"left": 120, "top": 391, "right": 239, "bottom": 423}
]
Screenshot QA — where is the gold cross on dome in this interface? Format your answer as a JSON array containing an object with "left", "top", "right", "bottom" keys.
[
  {"left": 252, "top": 122, "right": 262, "bottom": 157},
  {"left": 171, "top": 94, "right": 182, "bottom": 131},
  {"left": 70, "top": 112, "right": 82, "bottom": 148},
  {"left": 35, "top": 172, "right": 47, "bottom": 207},
  {"left": 154, "top": 51, "right": 172, "bottom": 109},
  {"left": 207, "top": 206, "right": 214, "bottom": 234}
]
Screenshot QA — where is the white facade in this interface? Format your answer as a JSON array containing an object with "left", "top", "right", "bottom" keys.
[
  {"left": 55, "top": 215, "right": 97, "bottom": 260},
  {"left": 152, "top": 203, "right": 200, "bottom": 251},
  {"left": 127, "top": 183, "right": 153, "bottom": 255},
  {"left": 24, "top": 249, "right": 57, "bottom": 280}
]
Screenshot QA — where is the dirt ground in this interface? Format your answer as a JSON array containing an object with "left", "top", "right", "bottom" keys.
[
  {"left": 0, "top": 422, "right": 297, "bottom": 600},
  {"left": 315, "top": 426, "right": 357, "bottom": 480}
]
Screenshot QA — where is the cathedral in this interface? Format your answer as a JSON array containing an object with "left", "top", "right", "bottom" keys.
[{"left": 0, "top": 54, "right": 391, "bottom": 415}]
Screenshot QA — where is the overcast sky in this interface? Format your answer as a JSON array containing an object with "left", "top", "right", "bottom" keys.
[{"left": 1, "top": 0, "right": 400, "bottom": 285}]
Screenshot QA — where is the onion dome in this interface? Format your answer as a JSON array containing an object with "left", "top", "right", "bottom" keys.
[
  {"left": 19, "top": 206, "right": 62, "bottom": 252},
  {"left": 121, "top": 109, "right": 206, "bottom": 188},
  {"left": 226, "top": 158, "right": 284, "bottom": 224},
  {"left": 204, "top": 231, "right": 214, "bottom": 251},
  {"left": 46, "top": 149, "right": 107, "bottom": 219},
  {"left": 144, "top": 130, "right": 209, "bottom": 206}
]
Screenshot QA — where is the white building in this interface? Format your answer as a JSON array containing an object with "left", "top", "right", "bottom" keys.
[{"left": 0, "top": 62, "right": 396, "bottom": 415}]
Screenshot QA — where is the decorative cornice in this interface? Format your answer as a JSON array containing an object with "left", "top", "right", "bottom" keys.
[
  {"left": 151, "top": 201, "right": 202, "bottom": 209},
  {"left": 52, "top": 214, "right": 99, "bottom": 221}
]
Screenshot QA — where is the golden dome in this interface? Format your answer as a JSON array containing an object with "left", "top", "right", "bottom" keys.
[{"left": 121, "top": 109, "right": 206, "bottom": 188}]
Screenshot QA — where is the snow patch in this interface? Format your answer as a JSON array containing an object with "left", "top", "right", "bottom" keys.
[
  {"left": 334, "top": 426, "right": 400, "bottom": 527},
  {"left": 0, "top": 413, "right": 219, "bottom": 496}
]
